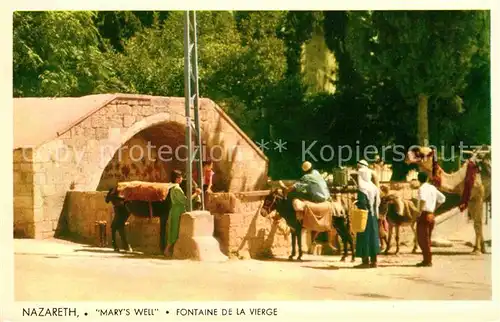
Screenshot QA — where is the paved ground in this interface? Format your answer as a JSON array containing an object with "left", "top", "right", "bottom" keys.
[{"left": 14, "top": 212, "right": 491, "bottom": 301}]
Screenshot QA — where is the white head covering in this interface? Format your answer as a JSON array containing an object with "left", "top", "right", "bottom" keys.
[
  {"left": 357, "top": 167, "right": 380, "bottom": 217},
  {"left": 358, "top": 159, "right": 369, "bottom": 168}
]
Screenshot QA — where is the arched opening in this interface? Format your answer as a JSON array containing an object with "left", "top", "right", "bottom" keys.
[{"left": 97, "top": 121, "right": 189, "bottom": 191}]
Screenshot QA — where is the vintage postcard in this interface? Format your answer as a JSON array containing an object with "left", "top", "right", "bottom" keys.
[{"left": 2, "top": 1, "right": 498, "bottom": 321}]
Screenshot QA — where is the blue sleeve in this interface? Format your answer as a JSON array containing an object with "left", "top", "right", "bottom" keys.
[{"left": 293, "top": 174, "right": 311, "bottom": 192}]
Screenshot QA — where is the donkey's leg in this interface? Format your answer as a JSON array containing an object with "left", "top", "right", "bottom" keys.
[
  {"left": 335, "top": 219, "right": 349, "bottom": 262},
  {"left": 349, "top": 234, "right": 356, "bottom": 262},
  {"left": 341, "top": 234, "right": 349, "bottom": 262},
  {"left": 327, "top": 230, "right": 337, "bottom": 253},
  {"left": 289, "top": 232, "right": 296, "bottom": 260},
  {"left": 117, "top": 213, "right": 131, "bottom": 252},
  {"left": 385, "top": 225, "right": 393, "bottom": 254},
  {"left": 395, "top": 225, "right": 400, "bottom": 255},
  {"left": 308, "top": 230, "right": 317, "bottom": 255},
  {"left": 297, "top": 226, "right": 303, "bottom": 261},
  {"left": 110, "top": 207, "right": 122, "bottom": 252}
]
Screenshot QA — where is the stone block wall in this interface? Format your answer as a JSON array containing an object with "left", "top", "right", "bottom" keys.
[
  {"left": 31, "top": 139, "right": 79, "bottom": 239},
  {"left": 14, "top": 94, "right": 269, "bottom": 240},
  {"left": 64, "top": 191, "right": 163, "bottom": 253},
  {"left": 13, "top": 148, "right": 35, "bottom": 238},
  {"left": 198, "top": 99, "right": 268, "bottom": 193},
  {"left": 207, "top": 191, "right": 293, "bottom": 259}
]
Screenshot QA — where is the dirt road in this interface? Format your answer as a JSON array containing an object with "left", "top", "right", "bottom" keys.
[{"left": 14, "top": 217, "right": 491, "bottom": 301}]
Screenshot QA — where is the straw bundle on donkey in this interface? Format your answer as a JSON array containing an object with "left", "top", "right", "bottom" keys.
[{"left": 105, "top": 181, "right": 173, "bottom": 253}]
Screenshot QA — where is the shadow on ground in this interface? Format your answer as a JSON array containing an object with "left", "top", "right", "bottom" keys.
[
  {"left": 73, "top": 247, "right": 167, "bottom": 260},
  {"left": 258, "top": 258, "right": 317, "bottom": 263}
]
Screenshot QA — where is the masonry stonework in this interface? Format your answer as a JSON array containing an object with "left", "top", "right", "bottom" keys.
[
  {"left": 62, "top": 191, "right": 291, "bottom": 259},
  {"left": 13, "top": 94, "right": 269, "bottom": 240},
  {"left": 207, "top": 191, "right": 293, "bottom": 258}
]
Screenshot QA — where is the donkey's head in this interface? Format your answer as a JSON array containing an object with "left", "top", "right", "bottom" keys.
[
  {"left": 105, "top": 187, "right": 120, "bottom": 204},
  {"left": 260, "top": 188, "right": 285, "bottom": 218},
  {"left": 379, "top": 194, "right": 399, "bottom": 216}
]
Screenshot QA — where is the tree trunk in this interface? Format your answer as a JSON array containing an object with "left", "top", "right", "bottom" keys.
[{"left": 417, "top": 93, "right": 429, "bottom": 146}]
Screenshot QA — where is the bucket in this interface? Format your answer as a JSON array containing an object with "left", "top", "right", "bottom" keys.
[{"left": 350, "top": 207, "right": 369, "bottom": 233}]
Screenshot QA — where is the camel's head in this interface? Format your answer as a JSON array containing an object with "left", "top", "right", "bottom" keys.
[{"left": 405, "top": 146, "right": 435, "bottom": 172}]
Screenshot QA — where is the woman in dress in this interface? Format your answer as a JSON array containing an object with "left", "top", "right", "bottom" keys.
[
  {"left": 354, "top": 160, "right": 381, "bottom": 268},
  {"left": 164, "top": 170, "right": 201, "bottom": 257}
]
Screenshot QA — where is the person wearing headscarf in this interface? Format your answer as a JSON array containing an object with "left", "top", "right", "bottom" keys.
[
  {"left": 354, "top": 160, "right": 381, "bottom": 268},
  {"left": 164, "top": 170, "right": 202, "bottom": 257}
]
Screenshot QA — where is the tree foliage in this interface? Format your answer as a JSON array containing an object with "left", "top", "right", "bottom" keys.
[
  {"left": 344, "top": 10, "right": 490, "bottom": 145},
  {"left": 13, "top": 11, "right": 126, "bottom": 97},
  {"left": 12, "top": 10, "right": 491, "bottom": 179}
]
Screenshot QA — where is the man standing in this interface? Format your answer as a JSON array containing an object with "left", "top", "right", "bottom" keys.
[
  {"left": 416, "top": 172, "right": 446, "bottom": 267},
  {"left": 281, "top": 161, "right": 331, "bottom": 203}
]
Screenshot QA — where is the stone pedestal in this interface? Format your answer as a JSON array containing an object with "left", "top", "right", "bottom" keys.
[{"left": 172, "top": 210, "right": 228, "bottom": 261}]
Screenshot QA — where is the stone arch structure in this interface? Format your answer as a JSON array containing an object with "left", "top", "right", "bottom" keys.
[
  {"left": 13, "top": 94, "right": 268, "bottom": 239},
  {"left": 96, "top": 119, "right": 187, "bottom": 191}
]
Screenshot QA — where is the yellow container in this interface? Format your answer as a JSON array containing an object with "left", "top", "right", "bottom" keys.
[{"left": 350, "top": 207, "right": 369, "bottom": 233}]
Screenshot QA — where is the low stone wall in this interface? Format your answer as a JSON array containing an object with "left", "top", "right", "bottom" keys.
[
  {"left": 62, "top": 190, "right": 293, "bottom": 258},
  {"left": 207, "top": 191, "right": 296, "bottom": 259},
  {"left": 61, "top": 184, "right": 422, "bottom": 258},
  {"left": 64, "top": 191, "right": 163, "bottom": 254}
]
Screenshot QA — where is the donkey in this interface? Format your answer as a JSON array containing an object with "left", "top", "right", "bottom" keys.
[
  {"left": 261, "top": 189, "right": 355, "bottom": 261},
  {"left": 105, "top": 187, "right": 172, "bottom": 253},
  {"left": 378, "top": 193, "right": 420, "bottom": 255}
]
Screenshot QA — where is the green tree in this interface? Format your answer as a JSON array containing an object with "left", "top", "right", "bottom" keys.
[
  {"left": 277, "top": 11, "right": 321, "bottom": 76},
  {"left": 13, "top": 11, "right": 125, "bottom": 97},
  {"left": 345, "top": 10, "right": 490, "bottom": 146}
]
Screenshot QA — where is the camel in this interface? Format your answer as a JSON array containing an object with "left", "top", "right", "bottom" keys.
[{"left": 406, "top": 145, "right": 491, "bottom": 254}]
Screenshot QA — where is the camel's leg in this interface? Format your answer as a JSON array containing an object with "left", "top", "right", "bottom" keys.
[
  {"left": 411, "top": 222, "right": 418, "bottom": 253},
  {"left": 470, "top": 200, "right": 486, "bottom": 254},
  {"left": 395, "top": 226, "right": 400, "bottom": 255},
  {"left": 289, "top": 232, "right": 297, "bottom": 260},
  {"left": 385, "top": 224, "right": 393, "bottom": 254},
  {"left": 484, "top": 201, "right": 489, "bottom": 225},
  {"left": 297, "top": 226, "right": 303, "bottom": 261},
  {"left": 479, "top": 201, "right": 486, "bottom": 253}
]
